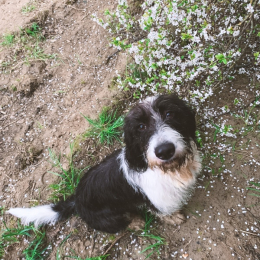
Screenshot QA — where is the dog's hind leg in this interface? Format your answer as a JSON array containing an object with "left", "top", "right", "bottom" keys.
[{"left": 80, "top": 208, "right": 132, "bottom": 234}]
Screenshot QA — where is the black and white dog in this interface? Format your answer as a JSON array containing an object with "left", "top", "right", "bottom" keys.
[{"left": 8, "top": 94, "right": 201, "bottom": 233}]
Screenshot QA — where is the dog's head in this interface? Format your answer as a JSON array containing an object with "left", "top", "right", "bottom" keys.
[{"left": 123, "top": 94, "right": 196, "bottom": 171}]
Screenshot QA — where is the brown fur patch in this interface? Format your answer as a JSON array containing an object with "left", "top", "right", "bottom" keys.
[
  {"left": 148, "top": 159, "right": 181, "bottom": 172},
  {"left": 178, "top": 166, "right": 193, "bottom": 182}
]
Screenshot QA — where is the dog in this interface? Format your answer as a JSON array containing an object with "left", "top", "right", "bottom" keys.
[{"left": 8, "top": 94, "right": 201, "bottom": 233}]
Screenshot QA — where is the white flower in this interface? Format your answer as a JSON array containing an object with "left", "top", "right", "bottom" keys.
[
  {"left": 192, "top": 36, "right": 201, "bottom": 43},
  {"left": 128, "top": 45, "right": 139, "bottom": 54},
  {"left": 118, "top": 0, "right": 127, "bottom": 6},
  {"left": 246, "top": 3, "right": 254, "bottom": 13},
  {"left": 147, "top": 30, "right": 159, "bottom": 41},
  {"left": 218, "top": 28, "right": 226, "bottom": 36},
  {"left": 233, "top": 30, "right": 240, "bottom": 37}
]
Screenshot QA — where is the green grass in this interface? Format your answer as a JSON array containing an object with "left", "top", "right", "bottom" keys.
[
  {"left": 195, "top": 130, "right": 203, "bottom": 148},
  {"left": 1, "top": 23, "right": 57, "bottom": 70},
  {"left": 246, "top": 181, "right": 260, "bottom": 198},
  {"left": 25, "top": 43, "right": 57, "bottom": 61},
  {"left": 0, "top": 222, "right": 49, "bottom": 259},
  {"left": 21, "top": 3, "right": 36, "bottom": 14},
  {"left": 0, "top": 61, "right": 11, "bottom": 69},
  {"left": 83, "top": 108, "right": 124, "bottom": 145},
  {"left": 1, "top": 23, "right": 41, "bottom": 47},
  {"left": 21, "top": 23, "right": 56, "bottom": 63},
  {"left": 138, "top": 210, "right": 166, "bottom": 259},
  {"left": 23, "top": 22, "right": 42, "bottom": 38},
  {"left": 142, "top": 210, "right": 155, "bottom": 234},
  {"left": 232, "top": 95, "right": 260, "bottom": 128},
  {"left": 1, "top": 34, "right": 15, "bottom": 46},
  {"left": 0, "top": 222, "right": 33, "bottom": 257},
  {"left": 22, "top": 229, "right": 48, "bottom": 260},
  {"left": 140, "top": 233, "right": 165, "bottom": 259},
  {"left": 48, "top": 142, "right": 88, "bottom": 202}
]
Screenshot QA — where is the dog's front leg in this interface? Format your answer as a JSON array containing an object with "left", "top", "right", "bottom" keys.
[
  {"left": 159, "top": 211, "right": 186, "bottom": 226},
  {"left": 127, "top": 214, "right": 146, "bottom": 231}
]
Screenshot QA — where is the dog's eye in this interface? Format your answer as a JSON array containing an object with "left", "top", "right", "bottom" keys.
[
  {"left": 165, "top": 111, "right": 174, "bottom": 119},
  {"left": 138, "top": 124, "right": 146, "bottom": 131}
]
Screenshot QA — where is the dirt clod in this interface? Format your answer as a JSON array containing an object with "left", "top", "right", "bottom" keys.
[{"left": 16, "top": 75, "right": 41, "bottom": 96}]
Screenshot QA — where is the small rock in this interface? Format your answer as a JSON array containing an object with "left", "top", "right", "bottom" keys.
[
  {"left": 29, "top": 61, "right": 47, "bottom": 74},
  {"left": 17, "top": 119, "right": 25, "bottom": 124},
  {"left": 14, "top": 155, "right": 27, "bottom": 171}
]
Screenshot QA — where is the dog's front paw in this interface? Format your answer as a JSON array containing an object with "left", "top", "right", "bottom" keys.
[
  {"left": 128, "top": 217, "right": 146, "bottom": 231},
  {"left": 160, "top": 211, "right": 186, "bottom": 226}
]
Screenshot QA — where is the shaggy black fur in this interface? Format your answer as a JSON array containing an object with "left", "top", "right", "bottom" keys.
[
  {"left": 52, "top": 94, "right": 196, "bottom": 233},
  {"left": 153, "top": 94, "right": 196, "bottom": 140},
  {"left": 53, "top": 150, "right": 145, "bottom": 233}
]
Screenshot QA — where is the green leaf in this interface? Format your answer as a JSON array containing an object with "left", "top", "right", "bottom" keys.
[
  {"left": 151, "top": 63, "right": 158, "bottom": 69},
  {"left": 215, "top": 54, "right": 224, "bottom": 60}
]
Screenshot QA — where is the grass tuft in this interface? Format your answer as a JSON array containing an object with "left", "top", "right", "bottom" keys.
[
  {"left": 141, "top": 234, "right": 165, "bottom": 259},
  {"left": 83, "top": 108, "right": 124, "bottom": 145},
  {"left": 139, "top": 210, "right": 166, "bottom": 259},
  {"left": 246, "top": 181, "right": 260, "bottom": 198},
  {"left": 0, "top": 222, "right": 49, "bottom": 259},
  {"left": 1, "top": 34, "right": 15, "bottom": 46},
  {"left": 21, "top": 3, "right": 36, "bottom": 14},
  {"left": 48, "top": 142, "right": 88, "bottom": 202},
  {"left": 25, "top": 43, "right": 57, "bottom": 61},
  {"left": 1, "top": 23, "right": 57, "bottom": 70},
  {"left": 22, "top": 228, "right": 48, "bottom": 260},
  {"left": 23, "top": 22, "right": 42, "bottom": 38}
]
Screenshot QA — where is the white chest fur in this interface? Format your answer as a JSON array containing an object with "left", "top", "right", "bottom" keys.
[
  {"left": 131, "top": 167, "right": 197, "bottom": 214},
  {"left": 119, "top": 147, "right": 201, "bottom": 215}
]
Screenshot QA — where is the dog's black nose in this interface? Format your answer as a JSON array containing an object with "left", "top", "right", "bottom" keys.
[{"left": 155, "top": 142, "right": 175, "bottom": 160}]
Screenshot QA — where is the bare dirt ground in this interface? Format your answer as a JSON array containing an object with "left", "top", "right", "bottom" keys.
[{"left": 0, "top": 1, "right": 259, "bottom": 260}]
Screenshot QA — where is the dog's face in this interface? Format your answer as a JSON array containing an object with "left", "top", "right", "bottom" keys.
[{"left": 124, "top": 94, "right": 196, "bottom": 171}]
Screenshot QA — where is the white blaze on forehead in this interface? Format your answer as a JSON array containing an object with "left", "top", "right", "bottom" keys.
[{"left": 147, "top": 125, "right": 186, "bottom": 165}]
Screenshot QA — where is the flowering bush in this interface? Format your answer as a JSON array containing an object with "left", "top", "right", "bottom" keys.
[{"left": 93, "top": 0, "right": 260, "bottom": 103}]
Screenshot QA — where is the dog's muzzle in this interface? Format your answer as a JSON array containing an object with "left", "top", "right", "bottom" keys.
[{"left": 155, "top": 142, "right": 175, "bottom": 161}]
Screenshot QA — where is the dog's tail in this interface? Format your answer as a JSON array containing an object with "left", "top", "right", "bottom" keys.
[{"left": 7, "top": 195, "right": 76, "bottom": 227}]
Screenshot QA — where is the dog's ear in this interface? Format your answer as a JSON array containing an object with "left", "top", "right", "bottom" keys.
[
  {"left": 123, "top": 105, "right": 149, "bottom": 171},
  {"left": 184, "top": 106, "right": 196, "bottom": 140},
  {"left": 178, "top": 99, "right": 196, "bottom": 140},
  {"left": 153, "top": 94, "right": 197, "bottom": 140}
]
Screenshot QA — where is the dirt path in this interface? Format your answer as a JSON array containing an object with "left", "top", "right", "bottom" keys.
[{"left": 0, "top": 0, "right": 126, "bottom": 204}]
